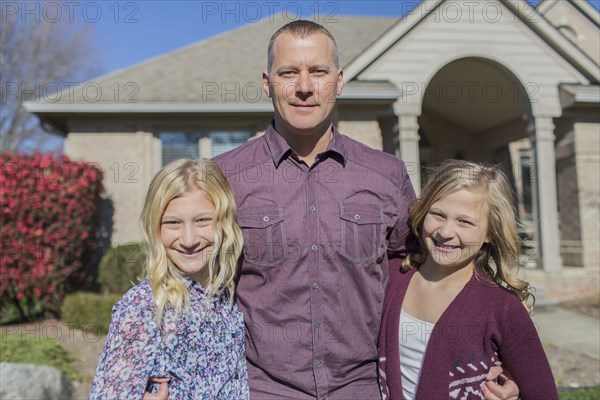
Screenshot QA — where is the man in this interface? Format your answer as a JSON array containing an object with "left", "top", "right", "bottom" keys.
[
  {"left": 214, "top": 20, "right": 414, "bottom": 400},
  {"left": 145, "top": 20, "right": 519, "bottom": 400}
]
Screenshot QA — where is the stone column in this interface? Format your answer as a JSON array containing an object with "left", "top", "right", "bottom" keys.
[
  {"left": 531, "top": 116, "right": 563, "bottom": 272},
  {"left": 199, "top": 136, "right": 212, "bottom": 159},
  {"left": 396, "top": 113, "right": 421, "bottom": 194}
]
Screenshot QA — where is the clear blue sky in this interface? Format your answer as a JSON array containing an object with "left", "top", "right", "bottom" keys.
[{"left": 84, "top": 0, "right": 599, "bottom": 75}]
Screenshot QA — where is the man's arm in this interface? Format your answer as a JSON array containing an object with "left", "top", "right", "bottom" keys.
[
  {"left": 387, "top": 160, "right": 417, "bottom": 259},
  {"left": 143, "top": 378, "right": 169, "bottom": 400}
]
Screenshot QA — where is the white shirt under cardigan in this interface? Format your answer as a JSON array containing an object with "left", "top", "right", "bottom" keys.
[{"left": 399, "top": 310, "right": 434, "bottom": 400}]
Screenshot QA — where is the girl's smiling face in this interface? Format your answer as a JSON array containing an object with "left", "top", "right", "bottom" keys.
[
  {"left": 422, "top": 187, "right": 490, "bottom": 270},
  {"left": 160, "top": 190, "right": 216, "bottom": 286}
]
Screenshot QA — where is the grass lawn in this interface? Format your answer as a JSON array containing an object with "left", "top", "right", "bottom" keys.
[
  {"left": 0, "top": 330, "right": 82, "bottom": 381},
  {"left": 559, "top": 387, "right": 600, "bottom": 400}
]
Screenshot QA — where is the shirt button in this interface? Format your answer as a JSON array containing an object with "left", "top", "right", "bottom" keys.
[
  {"left": 234, "top": 373, "right": 239, "bottom": 379},
  {"left": 315, "top": 360, "right": 322, "bottom": 368},
  {"left": 309, "top": 205, "right": 316, "bottom": 212},
  {"left": 263, "top": 215, "right": 270, "bottom": 222},
  {"left": 313, "top": 322, "right": 320, "bottom": 329},
  {"left": 311, "top": 244, "right": 318, "bottom": 251},
  {"left": 312, "top": 282, "right": 320, "bottom": 290},
  {"left": 354, "top": 213, "right": 361, "bottom": 220}
]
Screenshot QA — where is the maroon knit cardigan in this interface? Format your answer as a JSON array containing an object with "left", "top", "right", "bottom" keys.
[{"left": 378, "top": 262, "right": 558, "bottom": 400}]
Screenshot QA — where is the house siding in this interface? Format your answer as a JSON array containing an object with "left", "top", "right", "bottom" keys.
[{"left": 358, "top": 0, "right": 586, "bottom": 116}]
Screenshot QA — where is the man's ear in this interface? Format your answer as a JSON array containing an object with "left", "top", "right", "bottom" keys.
[
  {"left": 262, "top": 71, "right": 271, "bottom": 98},
  {"left": 336, "top": 68, "right": 344, "bottom": 96}
]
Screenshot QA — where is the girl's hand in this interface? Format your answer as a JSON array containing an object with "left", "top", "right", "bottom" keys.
[
  {"left": 482, "top": 367, "right": 519, "bottom": 400},
  {"left": 142, "top": 377, "right": 170, "bottom": 400}
]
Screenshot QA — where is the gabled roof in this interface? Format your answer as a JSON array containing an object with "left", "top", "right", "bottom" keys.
[
  {"left": 24, "top": 0, "right": 600, "bottom": 132},
  {"left": 538, "top": 0, "right": 600, "bottom": 27},
  {"left": 24, "top": 14, "right": 403, "bottom": 134},
  {"left": 36, "top": 14, "right": 399, "bottom": 105},
  {"left": 343, "top": 0, "right": 600, "bottom": 83}
]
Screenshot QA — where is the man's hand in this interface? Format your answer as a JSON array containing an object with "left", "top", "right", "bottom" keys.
[
  {"left": 142, "top": 377, "right": 169, "bottom": 400},
  {"left": 482, "top": 366, "right": 519, "bottom": 400}
]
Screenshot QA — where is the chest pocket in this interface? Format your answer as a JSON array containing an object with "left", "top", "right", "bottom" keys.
[
  {"left": 237, "top": 206, "right": 287, "bottom": 267},
  {"left": 340, "top": 203, "right": 383, "bottom": 264}
]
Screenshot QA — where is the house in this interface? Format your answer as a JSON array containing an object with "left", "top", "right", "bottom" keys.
[{"left": 25, "top": 0, "right": 600, "bottom": 300}]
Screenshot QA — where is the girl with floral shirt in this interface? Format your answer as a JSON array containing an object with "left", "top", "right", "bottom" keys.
[{"left": 89, "top": 158, "right": 248, "bottom": 400}]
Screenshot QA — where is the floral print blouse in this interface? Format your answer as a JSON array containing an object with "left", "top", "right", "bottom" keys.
[{"left": 89, "top": 277, "right": 249, "bottom": 400}]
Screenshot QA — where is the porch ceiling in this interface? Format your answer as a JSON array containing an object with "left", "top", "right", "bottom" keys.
[{"left": 422, "top": 58, "right": 525, "bottom": 133}]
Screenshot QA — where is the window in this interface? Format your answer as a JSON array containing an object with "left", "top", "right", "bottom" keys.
[
  {"left": 160, "top": 132, "right": 202, "bottom": 166},
  {"left": 159, "top": 130, "right": 251, "bottom": 166},
  {"left": 210, "top": 131, "right": 251, "bottom": 157},
  {"left": 520, "top": 152, "right": 533, "bottom": 219},
  {"left": 558, "top": 25, "right": 579, "bottom": 44}
]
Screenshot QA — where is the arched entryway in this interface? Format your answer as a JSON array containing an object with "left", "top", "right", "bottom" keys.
[{"left": 418, "top": 57, "right": 540, "bottom": 266}]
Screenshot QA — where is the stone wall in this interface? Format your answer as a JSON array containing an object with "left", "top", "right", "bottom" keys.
[{"left": 65, "top": 131, "right": 161, "bottom": 244}]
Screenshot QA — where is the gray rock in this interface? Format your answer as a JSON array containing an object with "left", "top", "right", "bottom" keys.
[{"left": 0, "top": 363, "right": 73, "bottom": 400}]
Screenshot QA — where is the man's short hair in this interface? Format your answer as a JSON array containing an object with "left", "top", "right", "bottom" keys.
[{"left": 267, "top": 20, "right": 339, "bottom": 72}]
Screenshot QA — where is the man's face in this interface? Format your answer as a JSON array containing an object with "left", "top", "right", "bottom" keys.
[{"left": 263, "top": 32, "right": 344, "bottom": 139}]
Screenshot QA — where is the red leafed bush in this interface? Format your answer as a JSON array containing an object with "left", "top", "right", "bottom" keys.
[{"left": 0, "top": 152, "right": 103, "bottom": 322}]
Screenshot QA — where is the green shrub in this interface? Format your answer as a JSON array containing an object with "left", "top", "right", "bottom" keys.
[
  {"left": 559, "top": 387, "right": 600, "bottom": 400},
  {"left": 0, "top": 331, "right": 82, "bottom": 381},
  {"left": 98, "top": 242, "right": 145, "bottom": 295},
  {"left": 61, "top": 292, "right": 122, "bottom": 334}
]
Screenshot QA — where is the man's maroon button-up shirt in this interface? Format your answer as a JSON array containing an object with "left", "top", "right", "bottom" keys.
[{"left": 214, "top": 122, "right": 416, "bottom": 399}]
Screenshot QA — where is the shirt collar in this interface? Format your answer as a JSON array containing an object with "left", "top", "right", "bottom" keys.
[
  {"left": 180, "top": 274, "right": 203, "bottom": 292},
  {"left": 180, "top": 274, "right": 227, "bottom": 304},
  {"left": 264, "top": 120, "right": 347, "bottom": 167}
]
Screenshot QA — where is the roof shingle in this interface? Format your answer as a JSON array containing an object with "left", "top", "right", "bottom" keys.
[{"left": 58, "top": 14, "right": 399, "bottom": 104}]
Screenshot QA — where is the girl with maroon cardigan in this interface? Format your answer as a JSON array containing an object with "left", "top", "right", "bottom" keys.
[{"left": 378, "top": 160, "right": 558, "bottom": 400}]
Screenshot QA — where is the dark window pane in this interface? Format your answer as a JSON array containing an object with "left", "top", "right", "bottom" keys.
[
  {"left": 210, "top": 131, "right": 250, "bottom": 157},
  {"left": 160, "top": 132, "right": 202, "bottom": 166}
]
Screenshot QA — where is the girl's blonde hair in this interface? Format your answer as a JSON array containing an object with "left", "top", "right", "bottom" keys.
[
  {"left": 403, "top": 159, "right": 533, "bottom": 305},
  {"left": 140, "top": 158, "right": 243, "bottom": 322}
]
